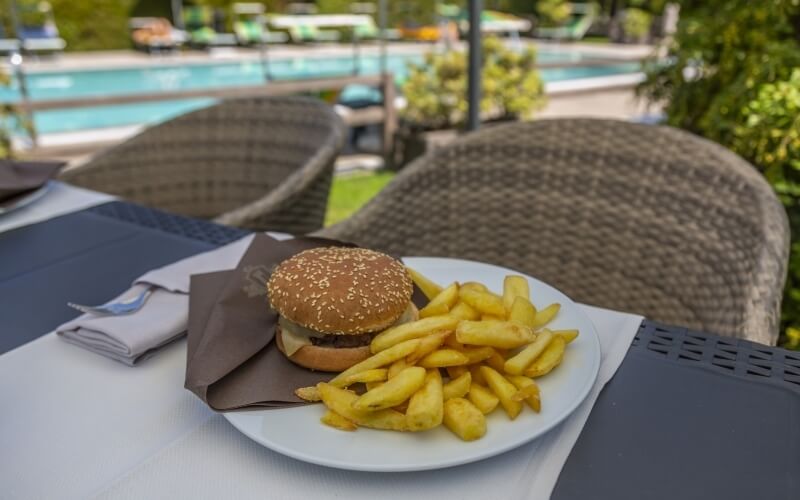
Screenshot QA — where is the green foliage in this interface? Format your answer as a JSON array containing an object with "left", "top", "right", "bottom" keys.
[
  {"left": 401, "top": 37, "right": 545, "bottom": 130},
  {"left": 639, "top": 0, "right": 800, "bottom": 348},
  {"left": 43, "top": 0, "right": 137, "bottom": 51},
  {"left": 622, "top": 8, "right": 652, "bottom": 39},
  {"left": 536, "top": 0, "right": 572, "bottom": 26}
]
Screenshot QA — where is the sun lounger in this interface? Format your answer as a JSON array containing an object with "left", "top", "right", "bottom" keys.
[
  {"left": 129, "top": 17, "right": 187, "bottom": 53},
  {"left": 537, "top": 3, "right": 598, "bottom": 41}
]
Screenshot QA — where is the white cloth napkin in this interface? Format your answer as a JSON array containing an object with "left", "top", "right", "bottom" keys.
[{"left": 56, "top": 235, "right": 255, "bottom": 365}]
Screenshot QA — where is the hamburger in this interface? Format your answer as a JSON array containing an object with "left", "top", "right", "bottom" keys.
[{"left": 267, "top": 247, "right": 418, "bottom": 372}]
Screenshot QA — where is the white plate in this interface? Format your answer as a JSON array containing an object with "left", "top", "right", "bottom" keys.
[
  {"left": 224, "top": 257, "right": 601, "bottom": 472},
  {"left": 0, "top": 182, "right": 50, "bottom": 215}
]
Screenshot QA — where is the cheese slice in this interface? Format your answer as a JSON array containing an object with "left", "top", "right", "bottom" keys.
[
  {"left": 278, "top": 317, "right": 322, "bottom": 356},
  {"left": 278, "top": 303, "right": 418, "bottom": 356}
]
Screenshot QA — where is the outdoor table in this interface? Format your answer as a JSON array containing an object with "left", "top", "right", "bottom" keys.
[{"left": 1, "top": 182, "right": 798, "bottom": 500}]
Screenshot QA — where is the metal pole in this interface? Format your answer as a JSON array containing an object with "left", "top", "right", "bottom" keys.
[
  {"left": 171, "top": 0, "right": 184, "bottom": 30},
  {"left": 257, "top": 14, "right": 271, "bottom": 81},
  {"left": 378, "top": 0, "right": 387, "bottom": 76},
  {"left": 352, "top": 29, "right": 360, "bottom": 75},
  {"left": 467, "top": 0, "right": 482, "bottom": 131},
  {"left": 8, "top": 0, "right": 37, "bottom": 147}
]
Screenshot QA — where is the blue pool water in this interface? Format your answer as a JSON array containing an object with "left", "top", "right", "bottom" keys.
[{"left": 0, "top": 52, "right": 640, "bottom": 135}]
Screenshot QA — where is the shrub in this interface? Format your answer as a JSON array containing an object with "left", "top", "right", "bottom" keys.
[
  {"left": 622, "top": 8, "right": 652, "bottom": 41},
  {"left": 536, "top": 0, "right": 573, "bottom": 27},
  {"left": 401, "top": 37, "right": 545, "bottom": 130}
]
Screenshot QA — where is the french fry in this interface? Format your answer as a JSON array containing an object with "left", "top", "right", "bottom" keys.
[
  {"left": 295, "top": 386, "right": 322, "bottom": 402},
  {"left": 456, "top": 320, "right": 535, "bottom": 349},
  {"left": 320, "top": 409, "right": 357, "bottom": 431},
  {"left": 352, "top": 367, "right": 426, "bottom": 411},
  {"left": 503, "top": 275, "right": 530, "bottom": 313},
  {"left": 330, "top": 338, "right": 421, "bottom": 387},
  {"left": 506, "top": 375, "right": 541, "bottom": 412},
  {"left": 371, "top": 316, "right": 459, "bottom": 353},
  {"left": 393, "top": 401, "right": 409, "bottom": 413},
  {"left": 443, "top": 372, "right": 471, "bottom": 400},
  {"left": 388, "top": 358, "right": 410, "bottom": 379},
  {"left": 467, "top": 383, "right": 500, "bottom": 414},
  {"left": 418, "top": 302, "right": 449, "bottom": 318},
  {"left": 553, "top": 329, "right": 579, "bottom": 344},
  {"left": 446, "top": 365, "right": 468, "bottom": 378},
  {"left": 481, "top": 314, "right": 505, "bottom": 321},
  {"left": 406, "top": 370, "right": 444, "bottom": 431},
  {"left": 406, "top": 331, "right": 450, "bottom": 364},
  {"left": 469, "top": 365, "right": 487, "bottom": 386},
  {"left": 524, "top": 336, "right": 566, "bottom": 377},
  {"left": 480, "top": 366, "right": 523, "bottom": 419},
  {"left": 532, "top": 303, "right": 560, "bottom": 329},
  {"left": 318, "top": 383, "right": 407, "bottom": 431},
  {"left": 419, "top": 282, "right": 460, "bottom": 318},
  {"left": 365, "top": 381, "right": 384, "bottom": 391},
  {"left": 460, "top": 282, "right": 489, "bottom": 293},
  {"left": 334, "top": 368, "right": 388, "bottom": 387},
  {"left": 460, "top": 346, "right": 495, "bottom": 364},
  {"left": 449, "top": 300, "right": 481, "bottom": 321},
  {"left": 418, "top": 349, "right": 470, "bottom": 368},
  {"left": 504, "top": 330, "right": 555, "bottom": 375},
  {"left": 508, "top": 296, "right": 537, "bottom": 328},
  {"left": 485, "top": 349, "right": 507, "bottom": 372},
  {"left": 512, "top": 385, "right": 540, "bottom": 403},
  {"left": 444, "top": 333, "right": 465, "bottom": 350},
  {"left": 443, "top": 398, "right": 486, "bottom": 441},
  {"left": 459, "top": 288, "right": 506, "bottom": 317},
  {"left": 406, "top": 267, "right": 443, "bottom": 300}
]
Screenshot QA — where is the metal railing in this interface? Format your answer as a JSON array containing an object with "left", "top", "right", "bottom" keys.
[{"left": 6, "top": 73, "right": 398, "bottom": 156}]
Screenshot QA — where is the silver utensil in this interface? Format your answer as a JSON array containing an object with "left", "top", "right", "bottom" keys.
[{"left": 67, "top": 286, "right": 154, "bottom": 316}]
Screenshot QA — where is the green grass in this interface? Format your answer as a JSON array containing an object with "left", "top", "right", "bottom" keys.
[{"left": 324, "top": 170, "right": 396, "bottom": 226}]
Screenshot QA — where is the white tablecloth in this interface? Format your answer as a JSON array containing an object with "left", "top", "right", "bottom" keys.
[
  {"left": 1, "top": 306, "right": 642, "bottom": 500},
  {"left": 0, "top": 181, "right": 114, "bottom": 234},
  {"left": 0, "top": 185, "right": 644, "bottom": 499}
]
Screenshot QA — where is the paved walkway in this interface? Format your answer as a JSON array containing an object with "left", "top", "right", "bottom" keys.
[{"left": 12, "top": 40, "right": 651, "bottom": 73}]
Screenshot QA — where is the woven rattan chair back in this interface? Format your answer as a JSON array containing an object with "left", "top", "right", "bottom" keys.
[
  {"left": 61, "top": 96, "right": 344, "bottom": 234},
  {"left": 321, "top": 119, "right": 789, "bottom": 344}
]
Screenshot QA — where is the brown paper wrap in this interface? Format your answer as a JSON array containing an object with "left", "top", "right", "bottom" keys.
[{"left": 185, "top": 234, "right": 363, "bottom": 410}]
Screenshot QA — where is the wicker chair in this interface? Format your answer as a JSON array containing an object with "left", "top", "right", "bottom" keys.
[
  {"left": 60, "top": 96, "right": 344, "bottom": 234},
  {"left": 320, "top": 119, "right": 790, "bottom": 345}
]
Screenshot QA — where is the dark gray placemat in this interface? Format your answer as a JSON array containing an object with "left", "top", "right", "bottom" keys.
[
  {"left": 553, "top": 321, "right": 800, "bottom": 500},
  {"left": 0, "top": 201, "right": 249, "bottom": 354}
]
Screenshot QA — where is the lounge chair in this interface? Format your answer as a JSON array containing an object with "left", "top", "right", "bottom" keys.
[
  {"left": 319, "top": 119, "right": 789, "bottom": 345},
  {"left": 0, "top": 24, "right": 21, "bottom": 56},
  {"left": 183, "top": 6, "right": 238, "bottom": 48},
  {"left": 7, "top": 1, "right": 66, "bottom": 55},
  {"left": 232, "top": 2, "right": 288, "bottom": 45},
  {"left": 129, "top": 17, "right": 187, "bottom": 53},
  {"left": 537, "top": 3, "right": 598, "bottom": 41},
  {"left": 60, "top": 97, "right": 345, "bottom": 234}
]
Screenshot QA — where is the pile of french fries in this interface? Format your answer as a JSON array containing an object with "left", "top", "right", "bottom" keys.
[{"left": 294, "top": 268, "right": 579, "bottom": 441}]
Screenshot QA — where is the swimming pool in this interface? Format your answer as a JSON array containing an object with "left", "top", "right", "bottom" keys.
[{"left": 0, "top": 51, "right": 640, "bottom": 135}]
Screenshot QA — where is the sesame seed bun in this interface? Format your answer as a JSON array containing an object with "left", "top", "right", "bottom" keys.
[
  {"left": 274, "top": 325, "right": 371, "bottom": 372},
  {"left": 267, "top": 247, "right": 413, "bottom": 335}
]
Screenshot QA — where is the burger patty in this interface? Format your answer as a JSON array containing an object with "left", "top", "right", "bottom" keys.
[{"left": 309, "top": 331, "right": 377, "bottom": 348}]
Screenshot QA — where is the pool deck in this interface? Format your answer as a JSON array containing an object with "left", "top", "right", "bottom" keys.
[{"left": 12, "top": 40, "right": 652, "bottom": 73}]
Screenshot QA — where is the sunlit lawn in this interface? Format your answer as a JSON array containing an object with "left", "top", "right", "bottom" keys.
[{"left": 324, "top": 170, "right": 396, "bottom": 226}]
